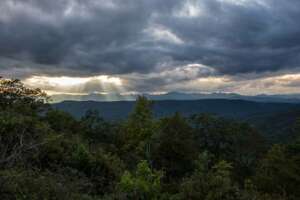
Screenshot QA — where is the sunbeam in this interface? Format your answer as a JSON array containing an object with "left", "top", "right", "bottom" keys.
[{"left": 23, "top": 75, "right": 124, "bottom": 95}]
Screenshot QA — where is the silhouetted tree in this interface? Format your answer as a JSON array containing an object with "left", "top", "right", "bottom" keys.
[{"left": 0, "top": 78, "right": 48, "bottom": 113}]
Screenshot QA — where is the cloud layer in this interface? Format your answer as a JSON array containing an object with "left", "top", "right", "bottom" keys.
[{"left": 1, "top": 0, "right": 300, "bottom": 94}]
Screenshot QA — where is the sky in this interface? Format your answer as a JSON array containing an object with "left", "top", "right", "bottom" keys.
[{"left": 1, "top": 0, "right": 300, "bottom": 96}]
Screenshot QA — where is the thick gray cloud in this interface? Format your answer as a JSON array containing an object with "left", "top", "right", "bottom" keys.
[{"left": 1, "top": 0, "right": 300, "bottom": 93}]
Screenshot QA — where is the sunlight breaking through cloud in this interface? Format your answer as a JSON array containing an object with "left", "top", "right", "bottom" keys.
[{"left": 24, "top": 75, "right": 123, "bottom": 95}]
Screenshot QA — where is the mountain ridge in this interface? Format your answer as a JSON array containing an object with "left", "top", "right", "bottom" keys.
[
  {"left": 51, "top": 92, "right": 300, "bottom": 103},
  {"left": 53, "top": 98, "right": 300, "bottom": 120}
]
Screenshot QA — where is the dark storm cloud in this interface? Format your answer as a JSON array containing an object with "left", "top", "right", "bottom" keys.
[
  {"left": 156, "top": 0, "right": 300, "bottom": 75},
  {"left": 1, "top": 0, "right": 300, "bottom": 82},
  {"left": 0, "top": 0, "right": 160, "bottom": 76}
]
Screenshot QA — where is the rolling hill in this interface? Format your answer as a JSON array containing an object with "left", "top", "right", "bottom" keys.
[
  {"left": 54, "top": 99, "right": 300, "bottom": 142},
  {"left": 51, "top": 92, "right": 300, "bottom": 103},
  {"left": 53, "top": 99, "right": 300, "bottom": 120}
]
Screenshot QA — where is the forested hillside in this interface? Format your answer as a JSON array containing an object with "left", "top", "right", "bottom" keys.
[
  {"left": 54, "top": 99, "right": 300, "bottom": 142},
  {"left": 1, "top": 78, "right": 300, "bottom": 200},
  {"left": 54, "top": 99, "right": 299, "bottom": 120}
]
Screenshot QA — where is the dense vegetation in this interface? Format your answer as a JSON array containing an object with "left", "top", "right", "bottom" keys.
[{"left": 0, "top": 78, "right": 299, "bottom": 200}]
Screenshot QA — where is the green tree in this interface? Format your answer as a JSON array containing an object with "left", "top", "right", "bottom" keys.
[
  {"left": 0, "top": 169, "right": 95, "bottom": 200},
  {"left": 190, "top": 114, "right": 265, "bottom": 180},
  {"left": 179, "top": 152, "right": 240, "bottom": 200},
  {"left": 152, "top": 113, "right": 197, "bottom": 184},
  {"left": 70, "top": 143, "right": 125, "bottom": 195},
  {"left": 119, "top": 96, "right": 157, "bottom": 164},
  {"left": 118, "top": 160, "right": 163, "bottom": 200},
  {"left": 254, "top": 144, "right": 300, "bottom": 199},
  {"left": 80, "top": 110, "right": 116, "bottom": 146},
  {"left": 0, "top": 78, "right": 54, "bottom": 168},
  {"left": 45, "top": 109, "right": 79, "bottom": 134},
  {"left": 0, "top": 110, "right": 54, "bottom": 168}
]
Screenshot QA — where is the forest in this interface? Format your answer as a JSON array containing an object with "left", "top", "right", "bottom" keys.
[{"left": 0, "top": 78, "right": 299, "bottom": 200}]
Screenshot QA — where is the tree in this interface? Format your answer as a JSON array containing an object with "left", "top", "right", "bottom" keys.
[
  {"left": 254, "top": 144, "right": 300, "bottom": 199},
  {"left": 119, "top": 96, "right": 157, "bottom": 165},
  {"left": 126, "top": 96, "right": 155, "bottom": 141},
  {"left": 118, "top": 160, "right": 163, "bottom": 200},
  {"left": 0, "top": 110, "right": 54, "bottom": 168},
  {"left": 179, "top": 152, "right": 240, "bottom": 200},
  {"left": 0, "top": 169, "right": 95, "bottom": 200},
  {"left": 0, "top": 78, "right": 48, "bottom": 113},
  {"left": 190, "top": 114, "right": 266, "bottom": 180},
  {"left": 80, "top": 110, "right": 116, "bottom": 146},
  {"left": 152, "top": 113, "right": 197, "bottom": 183},
  {"left": 0, "top": 78, "right": 55, "bottom": 168},
  {"left": 45, "top": 109, "right": 79, "bottom": 134},
  {"left": 70, "top": 144, "right": 125, "bottom": 195}
]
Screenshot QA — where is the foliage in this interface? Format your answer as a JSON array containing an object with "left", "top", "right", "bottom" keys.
[
  {"left": 118, "top": 160, "right": 163, "bottom": 200},
  {"left": 0, "top": 78, "right": 299, "bottom": 199},
  {"left": 179, "top": 152, "right": 240, "bottom": 200},
  {"left": 254, "top": 145, "right": 300, "bottom": 199},
  {"left": 80, "top": 110, "right": 117, "bottom": 147},
  {"left": 119, "top": 96, "right": 157, "bottom": 165},
  {"left": 0, "top": 169, "right": 94, "bottom": 200},
  {"left": 0, "top": 77, "right": 49, "bottom": 113},
  {"left": 152, "top": 113, "right": 197, "bottom": 184},
  {"left": 45, "top": 109, "right": 79, "bottom": 134},
  {"left": 0, "top": 110, "right": 53, "bottom": 168},
  {"left": 190, "top": 114, "right": 266, "bottom": 180}
]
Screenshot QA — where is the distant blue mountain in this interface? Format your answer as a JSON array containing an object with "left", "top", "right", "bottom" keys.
[
  {"left": 53, "top": 99, "right": 300, "bottom": 142},
  {"left": 51, "top": 91, "right": 300, "bottom": 103},
  {"left": 53, "top": 99, "right": 300, "bottom": 120}
]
